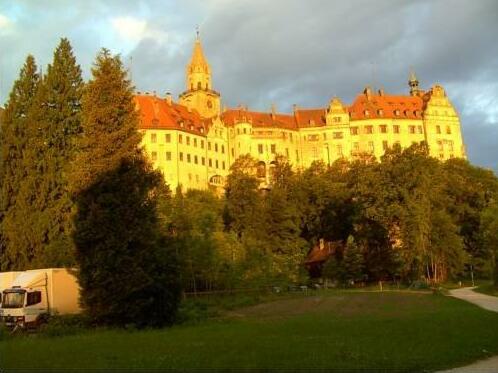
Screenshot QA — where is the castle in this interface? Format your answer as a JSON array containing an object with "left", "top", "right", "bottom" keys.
[{"left": 134, "top": 34, "right": 466, "bottom": 192}]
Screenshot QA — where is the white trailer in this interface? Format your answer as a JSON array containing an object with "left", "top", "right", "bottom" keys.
[{"left": 0, "top": 268, "right": 81, "bottom": 329}]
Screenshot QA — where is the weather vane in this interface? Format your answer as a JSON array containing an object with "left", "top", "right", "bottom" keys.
[{"left": 196, "top": 25, "right": 200, "bottom": 39}]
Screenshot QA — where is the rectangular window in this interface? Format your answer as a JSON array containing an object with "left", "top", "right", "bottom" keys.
[
  {"left": 151, "top": 151, "right": 157, "bottom": 161},
  {"left": 446, "top": 126, "right": 452, "bottom": 134},
  {"left": 382, "top": 141, "right": 388, "bottom": 151},
  {"left": 216, "top": 160, "right": 219, "bottom": 169},
  {"left": 202, "top": 157, "right": 205, "bottom": 166},
  {"left": 334, "top": 116, "right": 341, "bottom": 123},
  {"left": 436, "top": 125, "right": 441, "bottom": 134},
  {"left": 409, "top": 125, "right": 415, "bottom": 134},
  {"left": 393, "top": 125, "right": 400, "bottom": 134},
  {"left": 201, "top": 140, "right": 204, "bottom": 148},
  {"left": 350, "top": 127, "right": 358, "bottom": 135},
  {"left": 368, "top": 141, "right": 374, "bottom": 153},
  {"left": 231, "top": 148, "right": 234, "bottom": 157},
  {"left": 417, "top": 126, "right": 423, "bottom": 134},
  {"left": 194, "top": 138, "right": 197, "bottom": 147},
  {"left": 186, "top": 136, "right": 190, "bottom": 145},
  {"left": 312, "top": 147, "right": 318, "bottom": 158},
  {"left": 209, "top": 159, "right": 212, "bottom": 167},
  {"left": 353, "top": 142, "right": 360, "bottom": 152},
  {"left": 208, "top": 142, "right": 211, "bottom": 150},
  {"left": 333, "top": 132, "right": 343, "bottom": 139},
  {"left": 289, "top": 133, "right": 293, "bottom": 141},
  {"left": 323, "top": 133, "right": 327, "bottom": 140},
  {"left": 215, "top": 143, "right": 218, "bottom": 152},
  {"left": 194, "top": 155, "right": 198, "bottom": 164},
  {"left": 179, "top": 134, "right": 183, "bottom": 144},
  {"left": 380, "top": 125, "right": 387, "bottom": 134},
  {"left": 258, "top": 144, "right": 263, "bottom": 154},
  {"left": 448, "top": 140, "right": 454, "bottom": 152},
  {"left": 336, "top": 145, "right": 343, "bottom": 156},
  {"left": 26, "top": 291, "right": 42, "bottom": 306},
  {"left": 151, "top": 133, "right": 157, "bottom": 143},
  {"left": 222, "top": 161, "right": 226, "bottom": 170},
  {"left": 365, "top": 125, "right": 373, "bottom": 134},
  {"left": 221, "top": 145, "right": 225, "bottom": 154},
  {"left": 165, "top": 134, "right": 171, "bottom": 143},
  {"left": 187, "top": 154, "right": 191, "bottom": 163},
  {"left": 166, "top": 152, "right": 171, "bottom": 161},
  {"left": 286, "top": 148, "right": 289, "bottom": 157},
  {"left": 271, "top": 144, "right": 276, "bottom": 154},
  {"left": 179, "top": 152, "right": 184, "bottom": 161}
]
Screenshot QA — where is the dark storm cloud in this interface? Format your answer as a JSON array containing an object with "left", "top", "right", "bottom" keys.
[{"left": 0, "top": 0, "right": 496, "bottom": 171}]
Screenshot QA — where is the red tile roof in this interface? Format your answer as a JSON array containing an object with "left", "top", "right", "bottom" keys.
[
  {"left": 135, "top": 89, "right": 425, "bottom": 134},
  {"left": 134, "top": 95, "right": 208, "bottom": 135},
  {"left": 348, "top": 92, "right": 423, "bottom": 120}
]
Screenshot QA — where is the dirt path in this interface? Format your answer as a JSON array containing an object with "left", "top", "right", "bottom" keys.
[
  {"left": 437, "top": 287, "right": 498, "bottom": 373},
  {"left": 449, "top": 287, "right": 498, "bottom": 312}
]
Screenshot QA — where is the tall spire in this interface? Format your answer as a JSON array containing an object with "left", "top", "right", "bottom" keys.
[{"left": 188, "top": 30, "right": 210, "bottom": 76}]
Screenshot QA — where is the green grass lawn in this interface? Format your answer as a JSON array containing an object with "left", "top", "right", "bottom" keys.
[
  {"left": 474, "top": 283, "right": 498, "bottom": 297},
  {"left": 2, "top": 291, "right": 498, "bottom": 372}
]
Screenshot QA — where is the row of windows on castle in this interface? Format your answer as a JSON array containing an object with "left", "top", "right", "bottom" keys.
[{"left": 148, "top": 124, "right": 454, "bottom": 147}]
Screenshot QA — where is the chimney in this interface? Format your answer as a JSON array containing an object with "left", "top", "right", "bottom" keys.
[
  {"left": 165, "top": 92, "right": 172, "bottom": 105},
  {"left": 378, "top": 88, "right": 384, "bottom": 96},
  {"left": 271, "top": 103, "right": 276, "bottom": 120},
  {"left": 153, "top": 90, "right": 157, "bottom": 97},
  {"left": 363, "top": 86, "right": 372, "bottom": 100}
]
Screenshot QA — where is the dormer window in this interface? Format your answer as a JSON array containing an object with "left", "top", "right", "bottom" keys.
[
  {"left": 180, "top": 121, "right": 184, "bottom": 128},
  {"left": 394, "top": 110, "right": 400, "bottom": 116},
  {"left": 200, "top": 127, "right": 204, "bottom": 134},
  {"left": 377, "top": 109, "right": 383, "bottom": 116},
  {"left": 364, "top": 110, "right": 369, "bottom": 116},
  {"left": 309, "top": 119, "right": 315, "bottom": 126}
]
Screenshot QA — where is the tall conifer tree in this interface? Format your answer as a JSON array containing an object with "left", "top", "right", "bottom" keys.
[
  {"left": 17, "top": 38, "right": 83, "bottom": 267},
  {"left": 0, "top": 55, "right": 39, "bottom": 269},
  {"left": 72, "top": 49, "right": 180, "bottom": 327}
]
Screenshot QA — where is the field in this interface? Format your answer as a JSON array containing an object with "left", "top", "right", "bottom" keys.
[{"left": 2, "top": 291, "right": 498, "bottom": 371}]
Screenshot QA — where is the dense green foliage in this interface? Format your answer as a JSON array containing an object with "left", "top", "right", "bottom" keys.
[
  {"left": 0, "top": 55, "right": 40, "bottom": 269},
  {"left": 2, "top": 292, "right": 498, "bottom": 371},
  {"left": 0, "top": 39, "right": 84, "bottom": 269},
  {"left": 71, "top": 50, "right": 180, "bottom": 327}
]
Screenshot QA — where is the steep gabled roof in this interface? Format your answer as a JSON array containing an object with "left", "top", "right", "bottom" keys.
[
  {"left": 348, "top": 92, "right": 423, "bottom": 120},
  {"left": 134, "top": 95, "right": 208, "bottom": 135}
]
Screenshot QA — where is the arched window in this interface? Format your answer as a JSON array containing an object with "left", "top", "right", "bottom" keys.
[
  {"left": 197, "top": 82, "right": 201, "bottom": 89},
  {"left": 256, "top": 162, "right": 266, "bottom": 179}
]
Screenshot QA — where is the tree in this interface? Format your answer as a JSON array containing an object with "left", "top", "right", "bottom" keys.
[
  {"left": 10, "top": 39, "right": 84, "bottom": 268},
  {"left": 72, "top": 49, "right": 180, "bottom": 327},
  {"left": 342, "top": 235, "right": 365, "bottom": 284},
  {"left": 481, "top": 202, "right": 498, "bottom": 286},
  {"left": 0, "top": 55, "right": 40, "bottom": 269}
]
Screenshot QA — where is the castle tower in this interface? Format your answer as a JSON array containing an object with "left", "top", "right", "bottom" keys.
[
  {"left": 179, "top": 30, "right": 221, "bottom": 118},
  {"left": 409, "top": 69, "right": 420, "bottom": 96}
]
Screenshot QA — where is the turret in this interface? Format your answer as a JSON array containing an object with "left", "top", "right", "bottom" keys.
[
  {"left": 409, "top": 69, "right": 420, "bottom": 96},
  {"left": 179, "top": 29, "right": 221, "bottom": 118}
]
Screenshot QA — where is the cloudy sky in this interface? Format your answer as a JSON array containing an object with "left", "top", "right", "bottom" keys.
[{"left": 0, "top": 0, "right": 497, "bottom": 171}]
